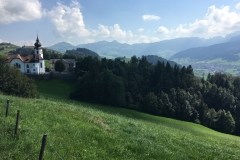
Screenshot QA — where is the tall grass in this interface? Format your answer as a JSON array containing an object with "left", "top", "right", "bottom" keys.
[{"left": 1, "top": 94, "right": 240, "bottom": 159}]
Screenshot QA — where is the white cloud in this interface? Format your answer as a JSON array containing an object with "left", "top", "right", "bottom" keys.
[
  {"left": 157, "top": 26, "right": 169, "bottom": 34},
  {"left": 15, "top": 40, "right": 35, "bottom": 46},
  {"left": 47, "top": 1, "right": 240, "bottom": 44},
  {"left": 236, "top": 2, "right": 240, "bottom": 10},
  {"left": 0, "top": 0, "right": 42, "bottom": 24},
  {"left": 138, "top": 28, "right": 144, "bottom": 32},
  {"left": 95, "top": 24, "right": 159, "bottom": 44},
  {"left": 48, "top": 1, "right": 90, "bottom": 38},
  {"left": 142, "top": 14, "right": 160, "bottom": 21},
  {"left": 159, "top": 4, "right": 240, "bottom": 39}
]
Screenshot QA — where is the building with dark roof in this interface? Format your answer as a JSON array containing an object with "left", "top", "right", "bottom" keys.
[{"left": 5, "top": 36, "right": 45, "bottom": 74}]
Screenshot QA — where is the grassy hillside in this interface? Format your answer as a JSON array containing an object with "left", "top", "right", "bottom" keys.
[
  {"left": 1, "top": 92, "right": 240, "bottom": 159},
  {"left": 0, "top": 43, "right": 18, "bottom": 55},
  {"left": 35, "top": 79, "right": 75, "bottom": 99}
]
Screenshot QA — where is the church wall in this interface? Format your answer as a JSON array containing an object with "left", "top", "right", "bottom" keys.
[
  {"left": 10, "top": 59, "right": 24, "bottom": 73},
  {"left": 39, "top": 60, "right": 45, "bottom": 73}
]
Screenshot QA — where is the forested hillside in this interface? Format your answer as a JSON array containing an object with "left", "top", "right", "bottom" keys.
[{"left": 70, "top": 56, "right": 240, "bottom": 135}]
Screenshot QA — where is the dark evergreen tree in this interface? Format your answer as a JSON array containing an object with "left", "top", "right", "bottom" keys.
[{"left": 54, "top": 60, "right": 65, "bottom": 73}]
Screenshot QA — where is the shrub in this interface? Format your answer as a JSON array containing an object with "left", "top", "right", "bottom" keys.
[{"left": 0, "top": 63, "right": 38, "bottom": 98}]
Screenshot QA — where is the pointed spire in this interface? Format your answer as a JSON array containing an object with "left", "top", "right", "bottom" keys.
[{"left": 34, "top": 34, "right": 41, "bottom": 49}]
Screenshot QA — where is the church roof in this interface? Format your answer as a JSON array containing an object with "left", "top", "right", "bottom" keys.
[
  {"left": 5, "top": 54, "right": 43, "bottom": 63},
  {"left": 34, "top": 36, "right": 42, "bottom": 49}
]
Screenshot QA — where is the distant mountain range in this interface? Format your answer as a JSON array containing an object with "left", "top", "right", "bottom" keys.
[
  {"left": 48, "top": 37, "right": 228, "bottom": 59},
  {"left": 171, "top": 39, "right": 240, "bottom": 61},
  {"left": 48, "top": 32, "right": 240, "bottom": 61},
  {"left": 49, "top": 42, "right": 75, "bottom": 53}
]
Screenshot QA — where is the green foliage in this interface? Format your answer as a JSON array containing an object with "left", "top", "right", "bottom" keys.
[
  {"left": 142, "top": 92, "right": 159, "bottom": 114},
  {"left": 216, "top": 110, "right": 235, "bottom": 133},
  {"left": 204, "top": 109, "right": 235, "bottom": 134},
  {"left": 43, "top": 48, "right": 62, "bottom": 60},
  {"left": 0, "top": 42, "right": 18, "bottom": 55},
  {"left": 1, "top": 94, "right": 240, "bottom": 159},
  {"left": 35, "top": 79, "right": 75, "bottom": 99},
  {"left": 65, "top": 48, "right": 99, "bottom": 59},
  {"left": 71, "top": 70, "right": 125, "bottom": 106},
  {"left": 0, "top": 63, "right": 38, "bottom": 98},
  {"left": 54, "top": 60, "right": 65, "bottom": 73},
  {"left": 70, "top": 56, "right": 240, "bottom": 135}
]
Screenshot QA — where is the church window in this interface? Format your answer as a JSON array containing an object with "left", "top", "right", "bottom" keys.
[{"left": 14, "top": 63, "right": 21, "bottom": 69}]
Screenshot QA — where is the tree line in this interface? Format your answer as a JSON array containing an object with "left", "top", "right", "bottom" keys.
[{"left": 70, "top": 56, "right": 239, "bottom": 135}]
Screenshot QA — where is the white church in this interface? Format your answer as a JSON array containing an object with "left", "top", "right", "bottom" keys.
[{"left": 6, "top": 36, "right": 45, "bottom": 74}]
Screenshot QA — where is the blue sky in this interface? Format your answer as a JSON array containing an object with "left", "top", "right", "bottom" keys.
[{"left": 1, "top": 0, "right": 240, "bottom": 46}]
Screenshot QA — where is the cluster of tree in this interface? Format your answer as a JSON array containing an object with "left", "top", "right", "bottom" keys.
[
  {"left": 65, "top": 48, "right": 99, "bottom": 59},
  {"left": 0, "top": 63, "right": 38, "bottom": 98},
  {"left": 43, "top": 48, "right": 62, "bottom": 60},
  {"left": 70, "top": 56, "right": 240, "bottom": 135},
  {"left": 10, "top": 47, "right": 33, "bottom": 55},
  {"left": 54, "top": 60, "right": 66, "bottom": 73}
]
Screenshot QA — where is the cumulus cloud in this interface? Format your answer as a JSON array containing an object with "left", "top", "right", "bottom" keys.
[
  {"left": 0, "top": 0, "right": 42, "bottom": 24},
  {"left": 48, "top": 1, "right": 90, "bottom": 38},
  {"left": 95, "top": 24, "right": 159, "bottom": 44},
  {"left": 47, "top": 1, "right": 240, "bottom": 44},
  {"left": 157, "top": 26, "right": 169, "bottom": 34},
  {"left": 142, "top": 14, "right": 160, "bottom": 21},
  {"left": 158, "top": 4, "right": 240, "bottom": 39},
  {"left": 48, "top": 1, "right": 153, "bottom": 44}
]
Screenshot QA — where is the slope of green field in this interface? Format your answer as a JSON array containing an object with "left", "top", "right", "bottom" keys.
[
  {"left": 1, "top": 93, "right": 240, "bottom": 160},
  {"left": 35, "top": 79, "right": 75, "bottom": 99},
  {"left": 0, "top": 43, "right": 18, "bottom": 55}
]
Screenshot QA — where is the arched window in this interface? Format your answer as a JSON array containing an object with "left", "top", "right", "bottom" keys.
[
  {"left": 26, "top": 64, "right": 29, "bottom": 68},
  {"left": 14, "top": 63, "right": 21, "bottom": 69}
]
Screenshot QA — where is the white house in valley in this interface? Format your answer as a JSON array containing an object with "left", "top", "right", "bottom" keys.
[{"left": 5, "top": 36, "right": 45, "bottom": 74}]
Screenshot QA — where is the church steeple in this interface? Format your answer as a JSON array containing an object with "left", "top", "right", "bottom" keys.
[
  {"left": 34, "top": 35, "right": 43, "bottom": 59},
  {"left": 34, "top": 35, "right": 42, "bottom": 49}
]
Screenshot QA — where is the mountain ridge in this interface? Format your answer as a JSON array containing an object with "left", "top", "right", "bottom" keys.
[
  {"left": 48, "top": 36, "right": 227, "bottom": 59},
  {"left": 171, "top": 39, "right": 240, "bottom": 61}
]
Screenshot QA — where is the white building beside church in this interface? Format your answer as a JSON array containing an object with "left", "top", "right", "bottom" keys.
[{"left": 5, "top": 36, "right": 45, "bottom": 74}]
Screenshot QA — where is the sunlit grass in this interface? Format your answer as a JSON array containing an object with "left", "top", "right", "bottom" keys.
[{"left": 1, "top": 93, "right": 240, "bottom": 159}]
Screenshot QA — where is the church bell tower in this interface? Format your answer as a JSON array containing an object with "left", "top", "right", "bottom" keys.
[{"left": 34, "top": 35, "right": 43, "bottom": 59}]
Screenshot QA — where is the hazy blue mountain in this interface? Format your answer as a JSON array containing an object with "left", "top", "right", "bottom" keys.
[
  {"left": 48, "top": 36, "right": 227, "bottom": 59},
  {"left": 170, "top": 40, "right": 240, "bottom": 61},
  {"left": 77, "top": 37, "right": 227, "bottom": 59},
  {"left": 77, "top": 40, "right": 137, "bottom": 58},
  {"left": 48, "top": 42, "right": 76, "bottom": 53}
]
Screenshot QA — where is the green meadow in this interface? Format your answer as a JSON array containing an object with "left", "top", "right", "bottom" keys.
[
  {"left": 35, "top": 79, "right": 75, "bottom": 99},
  {"left": 1, "top": 82, "right": 240, "bottom": 159}
]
